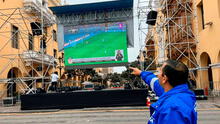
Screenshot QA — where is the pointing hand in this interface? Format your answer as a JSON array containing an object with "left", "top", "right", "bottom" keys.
[{"left": 129, "top": 67, "right": 141, "bottom": 76}]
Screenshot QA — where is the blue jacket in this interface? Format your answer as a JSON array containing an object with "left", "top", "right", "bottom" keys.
[{"left": 140, "top": 71, "right": 197, "bottom": 124}]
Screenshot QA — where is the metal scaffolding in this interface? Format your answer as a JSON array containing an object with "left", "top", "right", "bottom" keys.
[
  {"left": 57, "top": 8, "right": 133, "bottom": 26},
  {"left": 0, "top": 1, "right": 57, "bottom": 100},
  {"left": 137, "top": 0, "right": 201, "bottom": 87}
]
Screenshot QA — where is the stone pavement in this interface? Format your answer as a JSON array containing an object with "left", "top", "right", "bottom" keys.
[
  {"left": 0, "top": 97, "right": 220, "bottom": 113},
  {"left": 196, "top": 97, "right": 220, "bottom": 109},
  {"left": 0, "top": 102, "right": 59, "bottom": 113}
]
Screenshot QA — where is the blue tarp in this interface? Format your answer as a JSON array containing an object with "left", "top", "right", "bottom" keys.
[{"left": 50, "top": 0, "right": 133, "bottom": 15}]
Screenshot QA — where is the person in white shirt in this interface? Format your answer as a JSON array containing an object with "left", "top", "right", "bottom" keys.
[{"left": 50, "top": 71, "right": 59, "bottom": 91}]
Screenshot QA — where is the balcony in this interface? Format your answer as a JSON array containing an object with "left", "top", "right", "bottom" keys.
[
  {"left": 23, "top": 0, "right": 56, "bottom": 26},
  {"left": 20, "top": 50, "right": 57, "bottom": 66}
]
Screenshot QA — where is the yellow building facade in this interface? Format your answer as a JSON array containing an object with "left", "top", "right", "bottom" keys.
[
  {"left": 0, "top": 0, "right": 61, "bottom": 99},
  {"left": 196, "top": 0, "right": 220, "bottom": 94}
]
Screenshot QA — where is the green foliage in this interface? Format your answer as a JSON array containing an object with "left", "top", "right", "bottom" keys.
[
  {"left": 103, "top": 73, "right": 121, "bottom": 83},
  {"left": 120, "top": 59, "right": 155, "bottom": 88},
  {"left": 90, "top": 75, "right": 102, "bottom": 82},
  {"left": 81, "top": 69, "right": 96, "bottom": 76},
  {"left": 110, "top": 73, "right": 121, "bottom": 83},
  {"left": 121, "top": 60, "right": 141, "bottom": 84}
]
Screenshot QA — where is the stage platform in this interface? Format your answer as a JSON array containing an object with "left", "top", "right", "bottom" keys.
[{"left": 21, "top": 89, "right": 148, "bottom": 110}]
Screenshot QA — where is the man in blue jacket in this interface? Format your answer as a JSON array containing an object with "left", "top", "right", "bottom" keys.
[{"left": 130, "top": 60, "right": 197, "bottom": 124}]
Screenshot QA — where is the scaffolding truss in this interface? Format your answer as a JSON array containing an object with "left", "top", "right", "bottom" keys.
[
  {"left": 137, "top": 0, "right": 201, "bottom": 86},
  {"left": 0, "top": 5, "right": 57, "bottom": 99},
  {"left": 57, "top": 8, "right": 133, "bottom": 26}
]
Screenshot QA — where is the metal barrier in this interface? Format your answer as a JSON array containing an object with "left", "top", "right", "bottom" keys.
[{"left": 205, "top": 81, "right": 220, "bottom": 97}]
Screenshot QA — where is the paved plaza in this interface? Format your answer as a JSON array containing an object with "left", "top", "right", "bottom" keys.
[
  {"left": 0, "top": 97, "right": 219, "bottom": 124},
  {"left": 0, "top": 106, "right": 219, "bottom": 124},
  {"left": 1, "top": 97, "right": 220, "bottom": 113}
]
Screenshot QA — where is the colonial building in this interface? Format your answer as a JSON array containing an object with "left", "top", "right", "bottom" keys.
[{"left": 0, "top": 0, "right": 61, "bottom": 99}]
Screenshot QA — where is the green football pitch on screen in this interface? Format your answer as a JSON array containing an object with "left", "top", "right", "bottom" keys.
[{"left": 64, "top": 23, "right": 128, "bottom": 68}]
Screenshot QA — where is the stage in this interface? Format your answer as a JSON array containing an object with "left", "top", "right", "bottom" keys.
[{"left": 21, "top": 89, "right": 148, "bottom": 110}]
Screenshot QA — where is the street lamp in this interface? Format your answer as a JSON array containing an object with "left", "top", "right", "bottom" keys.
[
  {"left": 137, "top": 55, "right": 140, "bottom": 60},
  {"left": 143, "top": 51, "right": 147, "bottom": 58},
  {"left": 58, "top": 56, "right": 63, "bottom": 87}
]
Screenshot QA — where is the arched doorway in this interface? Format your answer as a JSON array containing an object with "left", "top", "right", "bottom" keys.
[
  {"left": 200, "top": 52, "right": 213, "bottom": 91},
  {"left": 207, "top": 58, "right": 214, "bottom": 90},
  {"left": 7, "top": 67, "right": 21, "bottom": 97}
]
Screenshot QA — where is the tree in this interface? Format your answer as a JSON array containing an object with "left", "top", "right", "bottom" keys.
[
  {"left": 110, "top": 73, "right": 121, "bottom": 83},
  {"left": 90, "top": 74, "right": 102, "bottom": 82},
  {"left": 121, "top": 60, "right": 141, "bottom": 81},
  {"left": 120, "top": 60, "right": 150, "bottom": 88},
  {"left": 81, "top": 69, "right": 96, "bottom": 76}
]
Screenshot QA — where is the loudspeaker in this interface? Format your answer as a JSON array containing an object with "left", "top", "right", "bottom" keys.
[
  {"left": 193, "top": 89, "right": 208, "bottom": 100},
  {"left": 36, "top": 66, "right": 42, "bottom": 71},
  {"left": 64, "top": 87, "right": 71, "bottom": 92},
  {"left": 30, "top": 22, "right": 42, "bottom": 36},
  {"left": 146, "top": 10, "right": 158, "bottom": 25},
  {"left": 3, "top": 97, "right": 16, "bottom": 106},
  {"left": 36, "top": 88, "right": 46, "bottom": 94},
  {"left": 124, "top": 83, "right": 132, "bottom": 90},
  {"left": 193, "top": 89, "right": 205, "bottom": 96}
]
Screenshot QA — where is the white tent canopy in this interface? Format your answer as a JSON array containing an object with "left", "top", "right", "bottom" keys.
[{"left": 82, "top": 81, "right": 93, "bottom": 85}]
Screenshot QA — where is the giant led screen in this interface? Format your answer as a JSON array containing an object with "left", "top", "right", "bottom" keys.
[{"left": 64, "top": 22, "right": 128, "bottom": 68}]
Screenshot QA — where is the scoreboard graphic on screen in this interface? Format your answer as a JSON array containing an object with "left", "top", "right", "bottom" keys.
[{"left": 64, "top": 22, "right": 128, "bottom": 68}]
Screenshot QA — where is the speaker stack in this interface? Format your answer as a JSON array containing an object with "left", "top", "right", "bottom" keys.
[
  {"left": 30, "top": 22, "right": 42, "bottom": 36},
  {"left": 146, "top": 10, "right": 158, "bottom": 25},
  {"left": 36, "top": 66, "right": 42, "bottom": 71}
]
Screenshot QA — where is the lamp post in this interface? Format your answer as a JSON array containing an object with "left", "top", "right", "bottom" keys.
[
  {"left": 58, "top": 56, "right": 63, "bottom": 87},
  {"left": 137, "top": 51, "right": 146, "bottom": 87},
  {"left": 143, "top": 51, "right": 146, "bottom": 58},
  {"left": 143, "top": 51, "right": 147, "bottom": 70}
]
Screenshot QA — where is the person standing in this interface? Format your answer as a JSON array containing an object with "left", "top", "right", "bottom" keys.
[
  {"left": 50, "top": 71, "right": 59, "bottom": 91},
  {"left": 40, "top": 34, "right": 47, "bottom": 53},
  {"left": 115, "top": 50, "right": 123, "bottom": 61},
  {"left": 130, "top": 59, "right": 197, "bottom": 124}
]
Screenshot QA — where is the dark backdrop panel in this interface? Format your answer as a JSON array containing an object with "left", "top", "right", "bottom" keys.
[{"left": 21, "top": 89, "right": 148, "bottom": 110}]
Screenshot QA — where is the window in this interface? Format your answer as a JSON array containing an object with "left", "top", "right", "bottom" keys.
[
  {"left": 42, "top": 0, "right": 45, "bottom": 6},
  {"left": 200, "top": 4, "right": 205, "bottom": 29},
  {"left": 197, "top": 2, "right": 205, "bottom": 30},
  {"left": 61, "top": 53, "right": 65, "bottom": 63},
  {"left": 219, "top": 0, "right": 220, "bottom": 17},
  {"left": 28, "top": 33, "right": 34, "bottom": 50},
  {"left": 61, "top": 52, "right": 64, "bottom": 63},
  {"left": 52, "top": 30, "right": 57, "bottom": 42},
  {"left": 53, "top": 49, "right": 57, "bottom": 58},
  {"left": 42, "top": 0, "right": 48, "bottom": 7},
  {"left": 43, "top": 27, "right": 47, "bottom": 36},
  {"left": 11, "top": 25, "right": 19, "bottom": 49},
  {"left": 61, "top": 52, "right": 64, "bottom": 58}
]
